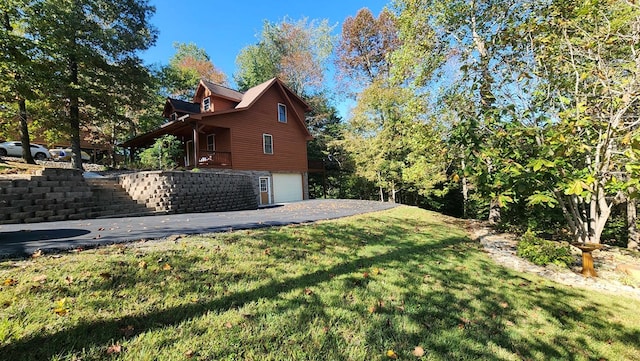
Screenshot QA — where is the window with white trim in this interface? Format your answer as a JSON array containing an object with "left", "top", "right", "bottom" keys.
[
  {"left": 263, "top": 134, "right": 273, "bottom": 154},
  {"left": 277, "top": 103, "right": 287, "bottom": 123},
  {"left": 206, "top": 134, "right": 215, "bottom": 151},
  {"left": 170, "top": 112, "right": 177, "bottom": 121},
  {"left": 203, "top": 97, "right": 211, "bottom": 111}
]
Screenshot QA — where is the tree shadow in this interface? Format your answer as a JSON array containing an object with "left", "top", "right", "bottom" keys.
[{"left": 1, "top": 217, "right": 639, "bottom": 360}]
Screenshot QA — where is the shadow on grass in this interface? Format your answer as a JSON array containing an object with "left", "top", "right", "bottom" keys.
[{"left": 2, "top": 213, "right": 639, "bottom": 360}]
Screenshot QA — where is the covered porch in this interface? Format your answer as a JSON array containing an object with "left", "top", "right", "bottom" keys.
[{"left": 122, "top": 119, "right": 233, "bottom": 169}]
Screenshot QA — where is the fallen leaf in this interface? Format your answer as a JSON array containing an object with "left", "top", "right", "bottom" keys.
[
  {"left": 3, "top": 278, "right": 18, "bottom": 286},
  {"left": 33, "top": 275, "right": 47, "bottom": 283},
  {"left": 53, "top": 298, "right": 69, "bottom": 316},
  {"left": 31, "top": 250, "right": 43, "bottom": 258},
  {"left": 499, "top": 302, "right": 509, "bottom": 309},
  {"left": 162, "top": 263, "right": 172, "bottom": 271},
  {"left": 371, "top": 267, "right": 381, "bottom": 275},
  {"left": 413, "top": 346, "right": 425, "bottom": 357},
  {"left": 120, "top": 325, "right": 135, "bottom": 337},
  {"left": 98, "top": 227, "right": 104, "bottom": 231},
  {"left": 264, "top": 248, "right": 271, "bottom": 255},
  {"left": 304, "top": 288, "right": 314, "bottom": 296},
  {"left": 65, "top": 276, "right": 73, "bottom": 285},
  {"left": 363, "top": 272, "right": 369, "bottom": 278},
  {"left": 368, "top": 305, "right": 377, "bottom": 314},
  {"left": 185, "top": 350, "right": 195, "bottom": 358},
  {"left": 386, "top": 349, "right": 398, "bottom": 359},
  {"left": 224, "top": 322, "right": 233, "bottom": 328},
  {"left": 138, "top": 261, "right": 148, "bottom": 269},
  {"left": 106, "top": 344, "right": 121, "bottom": 355}
]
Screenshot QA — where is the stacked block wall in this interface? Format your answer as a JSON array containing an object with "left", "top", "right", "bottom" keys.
[
  {"left": 117, "top": 171, "right": 258, "bottom": 213},
  {"left": 0, "top": 168, "right": 93, "bottom": 224}
]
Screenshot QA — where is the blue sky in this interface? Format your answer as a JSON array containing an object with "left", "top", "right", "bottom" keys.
[{"left": 141, "top": 0, "right": 392, "bottom": 88}]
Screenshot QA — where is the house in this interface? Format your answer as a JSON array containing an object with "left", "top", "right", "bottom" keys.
[{"left": 122, "top": 78, "right": 313, "bottom": 205}]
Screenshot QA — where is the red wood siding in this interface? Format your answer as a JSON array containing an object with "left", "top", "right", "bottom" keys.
[
  {"left": 198, "top": 86, "right": 308, "bottom": 172},
  {"left": 213, "top": 98, "right": 237, "bottom": 111}
]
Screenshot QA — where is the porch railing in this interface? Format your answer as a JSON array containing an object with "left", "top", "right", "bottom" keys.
[{"left": 197, "top": 150, "right": 232, "bottom": 167}]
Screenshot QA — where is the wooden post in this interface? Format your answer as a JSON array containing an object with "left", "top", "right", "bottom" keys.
[{"left": 193, "top": 122, "right": 199, "bottom": 165}]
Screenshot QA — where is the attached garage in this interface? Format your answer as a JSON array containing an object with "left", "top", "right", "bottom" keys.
[{"left": 272, "top": 173, "right": 303, "bottom": 203}]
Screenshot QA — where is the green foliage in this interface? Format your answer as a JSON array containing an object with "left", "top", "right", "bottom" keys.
[
  {"left": 516, "top": 231, "right": 574, "bottom": 267},
  {"left": 234, "top": 17, "right": 335, "bottom": 95},
  {"left": 138, "top": 135, "right": 183, "bottom": 169}
]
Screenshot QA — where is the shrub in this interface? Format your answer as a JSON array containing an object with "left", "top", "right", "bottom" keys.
[
  {"left": 138, "top": 135, "right": 183, "bottom": 169},
  {"left": 516, "top": 231, "right": 574, "bottom": 267}
]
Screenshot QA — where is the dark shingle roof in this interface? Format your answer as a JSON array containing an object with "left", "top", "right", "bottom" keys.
[
  {"left": 200, "top": 79, "right": 244, "bottom": 102},
  {"left": 168, "top": 98, "right": 201, "bottom": 114}
]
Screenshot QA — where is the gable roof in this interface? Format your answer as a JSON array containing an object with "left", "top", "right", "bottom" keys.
[
  {"left": 194, "top": 78, "right": 312, "bottom": 139},
  {"left": 199, "top": 79, "right": 244, "bottom": 102},
  {"left": 167, "top": 98, "right": 201, "bottom": 114},
  {"left": 236, "top": 78, "right": 311, "bottom": 112},
  {"left": 123, "top": 77, "right": 313, "bottom": 148}
]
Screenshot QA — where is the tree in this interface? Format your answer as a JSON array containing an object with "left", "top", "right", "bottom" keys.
[
  {"left": 162, "top": 42, "right": 227, "bottom": 100},
  {"left": 1, "top": 2, "right": 37, "bottom": 164},
  {"left": 139, "top": 134, "right": 183, "bottom": 169},
  {"left": 336, "top": 7, "right": 446, "bottom": 203},
  {"left": 519, "top": 0, "right": 640, "bottom": 244},
  {"left": 234, "top": 17, "right": 335, "bottom": 95},
  {"left": 24, "top": 0, "right": 157, "bottom": 170},
  {"left": 336, "top": 7, "right": 399, "bottom": 88}
]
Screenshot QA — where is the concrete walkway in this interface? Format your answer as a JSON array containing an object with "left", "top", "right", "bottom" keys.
[{"left": 0, "top": 199, "right": 398, "bottom": 257}]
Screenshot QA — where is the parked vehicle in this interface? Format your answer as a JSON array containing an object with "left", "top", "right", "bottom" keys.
[
  {"left": 0, "top": 141, "right": 51, "bottom": 160},
  {"left": 49, "top": 148, "right": 91, "bottom": 162}
]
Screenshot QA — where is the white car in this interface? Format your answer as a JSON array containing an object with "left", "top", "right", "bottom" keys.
[
  {"left": 49, "top": 148, "right": 91, "bottom": 162},
  {"left": 0, "top": 141, "right": 51, "bottom": 160}
]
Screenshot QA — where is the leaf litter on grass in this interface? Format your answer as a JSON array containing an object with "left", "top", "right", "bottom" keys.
[{"left": 0, "top": 206, "right": 639, "bottom": 360}]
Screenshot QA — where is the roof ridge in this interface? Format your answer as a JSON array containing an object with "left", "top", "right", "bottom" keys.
[{"left": 200, "top": 79, "right": 244, "bottom": 94}]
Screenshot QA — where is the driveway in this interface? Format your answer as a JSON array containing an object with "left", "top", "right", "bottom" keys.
[{"left": 0, "top": 199, "right": 398, "bottom": 257}]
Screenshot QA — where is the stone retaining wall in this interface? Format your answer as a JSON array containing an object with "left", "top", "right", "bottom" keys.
[
  {"left": 117, "top": 170, "right": 258, "bottom": 213},
  {"left": 0, "top": 168, "right": 93, "bottom": 224}
]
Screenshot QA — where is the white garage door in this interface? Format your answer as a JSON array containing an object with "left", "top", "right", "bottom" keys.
[{"left": 272, "top": 173, "right": 303, "bottom": 203}]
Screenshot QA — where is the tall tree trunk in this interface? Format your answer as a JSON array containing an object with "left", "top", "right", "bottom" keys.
[
  {"left": 3, "top": 11, "right": 35, "bottom": 165},
  {"left": 18, "top": 98, "right": 36, "bottom": 164},
  {"left": 68, "top": 56, "right": 83, "bottom": 170},
  {"left": 470, "top": 1, "right": 500, "bottom": 224},
  {"left": 627, "top": 193, "right": 639, "bottom": 250},
  {"left": 461, "top": 158, "right": 468, "bottom": 218}
]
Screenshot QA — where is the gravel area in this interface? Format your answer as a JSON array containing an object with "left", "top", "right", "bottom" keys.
[{"left": 469, "top": 223, "right": 640, "bottom": 300}]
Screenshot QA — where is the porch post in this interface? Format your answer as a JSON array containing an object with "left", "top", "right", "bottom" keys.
[{"left": 192, "top": 122, "right": 199, "bottom": 165}]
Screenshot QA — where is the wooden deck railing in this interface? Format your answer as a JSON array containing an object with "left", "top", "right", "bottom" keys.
[{"left": 197, "top": 150, "right": 232, "bottom": 167}]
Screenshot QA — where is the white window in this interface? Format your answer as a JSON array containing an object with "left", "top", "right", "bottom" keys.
[
  {"left": 206, "top": 134, "right": 215, "bottom": 151},
  {"left": 278, "top": 103, "right": 287, "bottom": 123},
  {"left": 203, "top": 97, "right": 211, "bottom": 111},
  {"left": 263, "top": 134, "right": 273, "bottom": 154},
  {"left": 170, "top": 112, "right": 177, "bottom": 121}
]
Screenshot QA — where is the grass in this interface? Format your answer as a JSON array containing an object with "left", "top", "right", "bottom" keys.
[{"left": 1, "top": 206, "right": 639, "bottom": 360}]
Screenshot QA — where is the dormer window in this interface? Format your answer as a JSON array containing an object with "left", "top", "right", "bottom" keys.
[
  {"left": 203, "top": 97, "right": 211, "bottom": 111},
  {"left": 170, "top": 112, "right": 177, "bottom": 121},
  {"left": 278, "top": 103, "right": 287, "bottom": 123}
]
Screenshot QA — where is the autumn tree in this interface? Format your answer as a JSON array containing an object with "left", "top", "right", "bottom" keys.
[
  {"left": 234, "top": 17, "right": 334, "bottom": 95},
  {"left": 162, "top": 42, "right": 227, "bottom": 100},
  {"left": 23, "top": 0, "right": 157, "bottom": 169},
  {"left": 336, "top": 8, "right": 399, "bottom": 89}
]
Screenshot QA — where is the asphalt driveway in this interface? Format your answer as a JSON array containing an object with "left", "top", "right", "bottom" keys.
[{"left": 0, "top": 199, "right": 398, "bottom": 257}]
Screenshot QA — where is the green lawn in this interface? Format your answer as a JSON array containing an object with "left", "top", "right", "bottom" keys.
[{"left": 1, "top": 206, "right": 639, "bottom": 360}]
